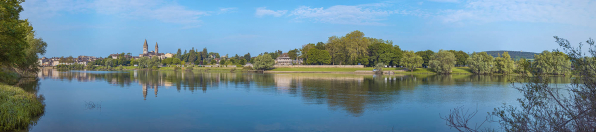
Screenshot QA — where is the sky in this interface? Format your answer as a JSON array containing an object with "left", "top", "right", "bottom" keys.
[{"left": 20, "top": 0, "right": 596, "bottom": 58}]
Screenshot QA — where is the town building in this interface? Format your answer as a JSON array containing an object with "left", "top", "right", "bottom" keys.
[{"left": 275, "top": 53, "right": 292, "bottom": 65}]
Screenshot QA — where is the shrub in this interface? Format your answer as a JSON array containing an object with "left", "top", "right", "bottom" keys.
[
  {"left": 230, "top": 68, "right": 237, "bottom": 72},
  {"left": 243, "top": 66, "right": 253, "bottom": 70},
  {"left": 185, "top": 67, "right": 193, "bottom": 71},
  {"left": 151, "top": 66, "right": 158, "bottom": 70},
  {"left": 0, "top": 84, "right": 45, "bottom": 131}
]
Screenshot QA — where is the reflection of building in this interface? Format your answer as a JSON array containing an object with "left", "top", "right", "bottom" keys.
[{"left": 139, "top": 39, "right": 166, "bottom": 59}]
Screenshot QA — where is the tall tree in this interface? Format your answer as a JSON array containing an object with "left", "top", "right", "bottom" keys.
[
  {"left": 306, "top": 49, "right": 331, "bottom": 65},
  {"left": 467, "top": 52, "right": 494, "bottom": 74},
  {"left": 401, "top": 51, "right": 424, "bottom": 72},
  {"left": 176, "top": 49, "right": 182, "bottom": 59},
  {"left": 253, "top": 54, "right": 275, "bottom": 70},
  {"left": 367, "top": 43, "right": 394, "bottom": 66},
  {"left": 390, "top": 45, "right": 403, "bottom": 66},
  {"left": 243, "top": 53, "right": 251, "bottom": 61},
  {"left": 495, "top": 52, "right": 515, "bottom": 74},
  {"left": 315, "top": 42, "right": 326, "bottom": 50},
  {"left": 429, "top": 50, "right": 456, "bottom": 74},
  {"left": 416, "top": 50, "right": 435, "bottom": 68},
  {"left": 288, "top": 49, "right": 299, "bottom": 60}
]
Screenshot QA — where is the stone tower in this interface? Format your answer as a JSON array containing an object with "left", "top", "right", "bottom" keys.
[
  {"left": 143, "top": 39, "right": 148, "bottom": 54},
  {"left": 155, "top": 42, "right": 159, "bottom": 54}
]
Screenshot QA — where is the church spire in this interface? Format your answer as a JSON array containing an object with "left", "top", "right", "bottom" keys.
[
  {"left": 155, "top": 42, "right": 159, "bottom": 54},
  {"left": 143, "top": 39, "right": 148, "bottom": 54}
]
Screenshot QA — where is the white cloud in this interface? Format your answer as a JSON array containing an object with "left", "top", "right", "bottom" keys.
[
  {"left": 22, "top": 0, "right": 210, "bottom": 27},
  {"left": 289, "top": 4, "right": 394, "bottom": 25},
  {"left": 439, "top": 0, "right": 596, "bottom": 26},
  {"left": 255, "top": 7, "right": 287, "bottom": 17},
  {"left": 429, "top": 0, "right": 459, "bottom": 3},
  {"left": 218, "top": 7, "right": 237, "bottom": 14}
]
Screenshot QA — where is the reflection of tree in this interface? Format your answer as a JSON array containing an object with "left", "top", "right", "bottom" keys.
[{"left": 38, "top": 69, "right": 572, "bottom": 117}]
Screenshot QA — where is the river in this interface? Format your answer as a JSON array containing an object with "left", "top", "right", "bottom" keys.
[{"left": 20, "top": 69, "right": 570, "bottom": 131}]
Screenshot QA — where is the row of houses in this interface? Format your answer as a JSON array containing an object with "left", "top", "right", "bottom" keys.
[{"left": 38, "top": 56, "right": 100, "bottom": 66}]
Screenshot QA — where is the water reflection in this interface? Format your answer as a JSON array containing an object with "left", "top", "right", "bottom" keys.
[{"left": 37, "top": 69, "right": 571, "bottom": 116}]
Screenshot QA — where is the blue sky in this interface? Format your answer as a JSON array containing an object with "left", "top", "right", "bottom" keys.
[{"left": 21, "top": 0, "right": 596, "bottom": 57}]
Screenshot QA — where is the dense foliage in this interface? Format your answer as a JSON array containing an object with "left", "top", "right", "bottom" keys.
[
  {"left": 400, "top": 51, "right": 423, "bottom": 72},
  {"left": 429, "top": 50, "right": 456, "bottom": 74},
  {"left": 305, "top": 48, "right": 331, "bottom": 65},
  {"left": 494, "top": 52, "right": 515, "bottom": 74},
  {"left": 533, "top": 51, "right": 571, "bottom": 75},
  {"left": 0, "top": 0, "right": 47, "bottom": 78},
  {"left": 253, "top": 54, "right": 275, "bottom": 70},
  {"left": 467, "top": 52, "right": 495, "bottom": 74}
]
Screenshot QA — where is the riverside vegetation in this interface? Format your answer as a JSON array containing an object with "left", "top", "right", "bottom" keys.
[{"left": 0, "top": 0, "right": 47, "bottom": 131}]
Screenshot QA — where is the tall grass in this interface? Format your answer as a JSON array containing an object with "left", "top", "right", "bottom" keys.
[{"left": 0, "top": 84, "right": 45, "bottom": 131}]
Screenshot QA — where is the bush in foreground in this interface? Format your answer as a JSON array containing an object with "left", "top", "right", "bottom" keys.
[{"left": 0, "top": 84, "right": 45, "bottom": 131}]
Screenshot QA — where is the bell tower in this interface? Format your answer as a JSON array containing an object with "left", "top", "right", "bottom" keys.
[
  {"left": 143, "top": 39, "right": 148, "bottom": 54},
  {"left": 155, "top": 42, "right": 159, "bottom": 54}
]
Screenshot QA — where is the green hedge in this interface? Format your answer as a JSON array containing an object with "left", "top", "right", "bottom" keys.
[{"left": 0, "top": 84, "right": 45, "bottom": 131}]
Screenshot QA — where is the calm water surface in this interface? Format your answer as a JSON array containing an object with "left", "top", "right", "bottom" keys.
[{"left": 22, "top": 69, "right": 570, "bottom": 132}]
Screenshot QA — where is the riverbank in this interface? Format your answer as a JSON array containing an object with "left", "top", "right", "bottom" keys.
[{"left": 0, "top": 83, "right": 45, "bottom": 131}]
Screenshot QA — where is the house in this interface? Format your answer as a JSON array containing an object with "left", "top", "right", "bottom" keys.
[{"left": 275, "top": 53, "right": 292, "bottom": 65}]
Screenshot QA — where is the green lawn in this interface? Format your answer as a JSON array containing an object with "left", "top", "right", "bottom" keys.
[{"left": 269, "top": 67, "right": 375, "bottom": 72}]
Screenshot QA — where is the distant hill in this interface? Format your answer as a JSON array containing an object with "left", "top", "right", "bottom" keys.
[{"left": 484, "top": 51, "right": 539, "bottom": 60}]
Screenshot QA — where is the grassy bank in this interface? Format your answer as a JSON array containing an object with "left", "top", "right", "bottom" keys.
[{"left": 0, "top": 84, "right": 45, "bottom": 131}]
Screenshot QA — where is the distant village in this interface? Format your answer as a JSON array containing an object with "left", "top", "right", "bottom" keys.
[{"left": 38, "top": 39, "right": 298, "bottom": 67}]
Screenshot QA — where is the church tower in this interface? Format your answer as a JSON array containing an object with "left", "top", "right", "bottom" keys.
[
  {"left": 143, "top": 39, "right": 148, "bottom": 54},
  {"left": 155, "top": 42, "right": 159, "bottom": 54}
]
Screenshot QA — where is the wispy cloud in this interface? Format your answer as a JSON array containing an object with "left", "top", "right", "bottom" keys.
[
  {"left": 289, "top": 5, "right": 393, "bottom": 25},
  {"left": 428, "top": 0, "right": 459, "bottom": 3},
  {"left": 255, "top": 7, "right": 287, "bottom": 17},
  {"left": 218, "top": 7, "right": 237, "bottom": 14},
  {"left": 22, "top": 0, "right": 212, "bottom": 28},
  {"left": 438, "top": 0, "right": 596, "bottom": 26}
]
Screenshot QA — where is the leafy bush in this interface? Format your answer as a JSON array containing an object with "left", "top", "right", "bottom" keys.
[
  {"left": 0, "top": 84, "right": 45, "bottom": 131},
  {"left": 243, "top": 66, "right": 253, "bottom": 70},
  {"left": 185, "top": 67, "right": 193, "bottom": 71},
  {"left": 151, "top": 66, "right": 158, "bottom": 70}
]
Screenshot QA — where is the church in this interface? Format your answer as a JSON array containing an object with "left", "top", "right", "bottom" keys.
[{"left": 139, "top": 39, "right": 166, "bottom": 59}]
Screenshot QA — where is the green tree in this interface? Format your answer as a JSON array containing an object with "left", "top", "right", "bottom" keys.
[
  {"left": 429, "top": 50, "right": 456, "bottom": 74},
  {"left": 243, "top": 53, "right": 251, "bottom": 61},
  {"left": 288, "top": 49, "right": 299, "bottom": 60},
  {"left": 0, "top": 0, "right": 31, "bottom": 68},
  {"left": 306, "top": 49, "right": 331, "bottom": 65},
  {"left": 390, "top": 45, "right": 403, "bottom": 66},
  {"left": 210, "top": 60, "right": 216, "bottom": 65},
  {"left": 239, "top": 58, "right": 247, "bottom": 65},
  {"left": 176, "top": 49, "right": 182, "bottom": 59},
  {"left": 253, "top": 54, "right": 275, "bottom": 70},
  {"left": 416, "top": 50, "right": 435, "bottom": 68},
  {"left": 161, "top": 58, "right": 172, "bottom": 66},
  {"left": 401, "top": 51, "right": 424, "bottom": 72},
  {"left": 495, "top": 52, "right": 515, "bottom": 74},
  {"left": 533, "top": 51, "right": 571, "bottom": 75},
  {"left": 172, "top": 58, "right": 181, "bottom": 65},
  {"left": 515, "top": 58, "right": 530, "bottom": 75},
  {"left": 219, "top": 59, "right": 226, "bottom": 65},
  {"left": 467, "top": 52, "right": 494, "bottom": 74},
  {"left": 315, "top": 42, "right": 326, "bottom": 50},
  {"left": 368, "top": 43, "right": 394, "bottom": 67}
]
